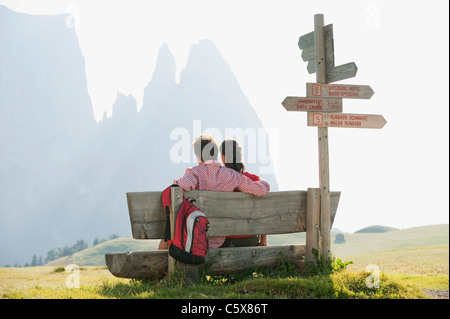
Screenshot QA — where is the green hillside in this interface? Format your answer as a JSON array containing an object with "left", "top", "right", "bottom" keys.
[
  {"left": 46, "top": 238, "right": 161, "bottom": 266},
  {"left": 331, "top": 224, "right": 448, "bottom": 258},
  {"left": 354, "top": 225, "right": 398, "bottom": 233},
  {"left": 47, "top": 224, "right": 449, "bottom": 267}
]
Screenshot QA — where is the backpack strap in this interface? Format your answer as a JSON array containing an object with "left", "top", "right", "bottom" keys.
[{"left": 162, "top": 184, "right": 180, "bottom": 242}]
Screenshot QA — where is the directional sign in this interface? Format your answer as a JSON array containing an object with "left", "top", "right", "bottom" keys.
[
  {"left": 298, "top": 23, "right": 358, "bottom": 83},
  {"left": 298, "top": 24, "right": 334, "bottom": 53},
  {"left": 299, "top": 24, "right": 334, "bottom": 62},
  {"left": 282, "top": 97, "right": 343, "bottom": 112},
  {"left": 307, "top": 83, "right": 375, "bottom": 99},
  {"left": 299, "top": 24, "right": 335, "bottom": 74},
  {"left": 326, "top": 62, "right": 358, "bottom": 83},
  {"left": 308, "top": 112, "right": 387, "bottom": 129}
]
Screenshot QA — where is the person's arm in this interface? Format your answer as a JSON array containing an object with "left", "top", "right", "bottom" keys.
[
  {"left": 235, "top": 175, "right": 270, "bottom": 196},
  {"left": 243, "top": 171, "right": 260, "bottom": 181},
  {"left": 173, "top": 167, "right": 198, "bottom": 192}
]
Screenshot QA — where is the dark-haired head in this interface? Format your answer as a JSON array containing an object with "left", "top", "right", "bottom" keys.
[{"left": 220, "top": 139, "right": 245, "bottom": 173}]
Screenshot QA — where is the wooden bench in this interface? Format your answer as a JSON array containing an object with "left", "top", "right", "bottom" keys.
[{"left": 105, "top": 187, "right": 340, "bottom": 281}]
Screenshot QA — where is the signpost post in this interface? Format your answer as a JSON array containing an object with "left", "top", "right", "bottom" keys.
[
  {"left": 282, "top": 13, "right": 386, "bottom": 262},
  {"left": 313, "top": 14, "right": 332, "bottom": 263}
]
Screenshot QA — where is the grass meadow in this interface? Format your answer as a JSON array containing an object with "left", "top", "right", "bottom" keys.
[{"left": 1, "top": 225, "right": 448, "bottom": 299}]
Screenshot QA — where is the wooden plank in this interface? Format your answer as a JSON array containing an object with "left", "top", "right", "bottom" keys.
[
  {"left": 325, "top": 26, "right": 335, "bottom": 69},
  {"left": 282, "top": 96, "right": 343, "bottom": 112},
  {"left": 298, "top": 30, "right": 315, "bottom": 50},
  {"left": 203, "top": 245, "right": 306, "bottom": 275},
  {"left": 306, "top": 61, "right": 357, "bottom": 83},
  {"left": 300, "top": 23, "right": 358, "bottom": 83},
  {"left": 327, "top": 62, "right": 358, "bottom": 83},
  {"left": 105, "top": 245, "right": 307, "bottom": 280},
  {"left": 298, "top": 24, "right": 334, "bottom": 50},
  {"left": 127, "top": 192, "right": 164, "bottom": 239},
  {"left": 305, "top": 188, "right": 320, "bottom": 262},
  {"left": 127, "top": 190, "right": 341, "bottom": 239},
  {"left": 307, "top": 83, "right": 375, "bottom": 99},
  {"left": 299, "top": 24, "right": 334, "bottom": 73},
  {"left": 105, "top": 250, "right": 168, "bottom": 280},
  {"left": 301, "top": 45, "right": 315, "bottom": 62},
  {"left": 308, "top": 112, "right": 387, "bottom": 129},
  {"left": 307, "top": 60, "right": 317, "bottom": 74},
  {"left": 189, "top": 190, "right": 307, "bottom": 236},
  {"left": 308, "top": 62, "right": 358, "bottom": 82}
]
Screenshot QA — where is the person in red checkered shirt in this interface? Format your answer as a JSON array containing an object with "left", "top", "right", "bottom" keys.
[{"left": 158, "top": 134, "right": 270, "bottom": 250}]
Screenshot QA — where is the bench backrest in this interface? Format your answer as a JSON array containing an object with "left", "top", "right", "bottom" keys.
[{"left": 127, "top": 190, "right": 341, "bottom": 239}]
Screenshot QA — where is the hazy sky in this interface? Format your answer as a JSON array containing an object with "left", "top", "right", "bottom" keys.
[{"left": 1, "top": 0, "right": 448, "bottom": 232}]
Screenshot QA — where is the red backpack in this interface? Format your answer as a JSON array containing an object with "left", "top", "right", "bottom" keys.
[{"left": 162, "top": 185, "right": 209, "bottom": 265}]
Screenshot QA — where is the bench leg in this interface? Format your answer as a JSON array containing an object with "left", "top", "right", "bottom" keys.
[
  {"left": 306, "top": 188, "right": 320, "bottom": 263},
  {"left": 168, "top": 260, "right": 200, "bottom": 284},
  {"left": 184, "top": 266, "right": 199, "bottom": 284}
]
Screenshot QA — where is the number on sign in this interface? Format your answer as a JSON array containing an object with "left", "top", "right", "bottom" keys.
[
  {"left": 312, "top": 84, "right": 322, "bottom": 96},
  {"left": 313, "top": 113, "right": 323, "bottom": 125}
]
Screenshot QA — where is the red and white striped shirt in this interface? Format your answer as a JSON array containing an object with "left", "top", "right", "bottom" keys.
[
  {"left": 173, "top": 160, "right": 270, "bottom": 196},
  {"left": 173, "top": 160, "right": 270, "bottom": 248}
]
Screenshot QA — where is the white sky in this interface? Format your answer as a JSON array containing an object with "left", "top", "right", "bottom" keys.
[{"left": 1, "top": 0, "right": 449, "bottom": 232}]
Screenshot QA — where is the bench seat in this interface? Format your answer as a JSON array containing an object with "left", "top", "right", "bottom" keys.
[
  {"left": 105, "top": 188, "right": 340, "bottom": 280},
  {"left": 106, "top": 244, "right": 306, "bottom": 280}
]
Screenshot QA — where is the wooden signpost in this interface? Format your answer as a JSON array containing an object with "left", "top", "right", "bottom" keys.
[{"left": 282, "top": 14, "right": 386, "bottom": 262}]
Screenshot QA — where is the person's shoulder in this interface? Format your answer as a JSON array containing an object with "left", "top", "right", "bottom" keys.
[
  {"left": 220, "top": 165, "right": 241, "bottom": 175},
  {"left": 184, "top": 164, "right": 202, "bottom": 174},
  {"left": 188, "top": 161, "right": 220, "bottom": 174}
]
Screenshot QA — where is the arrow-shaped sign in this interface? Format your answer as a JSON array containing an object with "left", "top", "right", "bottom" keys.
[
  {"left": 307, "top": 83, "right": 374, "bottom": 99},
  {"left": 282, "top": 97, "right": 343, "bottom": 112},
  {"left": 308, "top": 112, "right": 387, "bottom": 129},
  {"left": 298, "top": 24, "right": 358, "bottom": 83},
  {"left": 326, "top": 63, "right": 358, "bottom": 83},
  {"left": 299, "top": 24, "right": 335, "bottom": 74}
]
